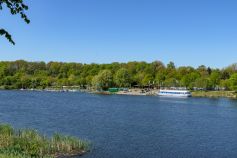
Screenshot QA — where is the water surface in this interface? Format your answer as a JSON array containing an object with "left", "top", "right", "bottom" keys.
[{"left": 0, "top": 90, "right": 237, "bottom": 158}]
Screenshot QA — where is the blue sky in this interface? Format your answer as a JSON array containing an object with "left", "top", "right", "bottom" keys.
[{"left": 0, "top": 0, "right": 237, "bottom": 68}]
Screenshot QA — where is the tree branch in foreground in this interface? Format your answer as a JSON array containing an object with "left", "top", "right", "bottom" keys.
[{"left": 0, "top": 0, "right": 30, "bottom": 45}]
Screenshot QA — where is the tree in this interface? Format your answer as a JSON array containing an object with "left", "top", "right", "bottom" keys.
[
  {"left": 18, "top": 75, "right": 31, "bottom": 89},
  {"left": 141, "top": 74, "right": 154, "bottom": 86},
  {"left": 150, "top": 60, "right": 165, "bottom": 75},
  {"left": 220, "top": 70, "right": 230, "bottom": 80},
  {"left": 219, "top": 79, "right": 230, "bottom": 90},
  {"left": 47, "top": 62, "right": 61, "bottom": 77},
  {"left": 197, "top": 65, "right": 209, "bottom": 77},
  {"left": 114, "top": 68, "right": 131, "bottom": 87},
  {"left": 181, "top": 72, "right": 200, "bottom": 89},
  {"left": 91, "top": 75, "right": 100, "bottom": 90},
  {"left": 225, "top": 63, "right": 237, "bottom": 74},
  {"left": 209, "top": 70, "right": 221, "bottom": 89},
  {"left": 155, "top": 70, "right": 166, "bottom": 87},
  {"left": 194, "top": 77, "right": 209, "bottom": 90},
  {"left": 207, "top": 67, "right": 212, "bottom": 75},
  {"left": 167, "top": 61, "right": 175, "bottom": 70},
  {"left": 164, "top": 78, "right": 178, "bottom": 87},
  {"left": 133, "top": 72, "right": 145, "bottom": 87},
  {"left": 0, "top": 60, "right": 235, "bottom": 91},
  {"left": 68, "top": 74, "right": 77, "bottom": 86},
  {"left": 0, "top": 0, "right": 30, "bottom": 45},
  {"left": 228, "top": 73, "right": 237, "bottom": 91},
  {"left": 92, "top": 70, "right": 113, "bottom": 90}
]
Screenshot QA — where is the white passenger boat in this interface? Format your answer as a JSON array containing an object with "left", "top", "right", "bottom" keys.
[{"left": 157, "top": 89, "right": 192, "bottom": 97}]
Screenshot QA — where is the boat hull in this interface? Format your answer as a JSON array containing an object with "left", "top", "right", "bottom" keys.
[
  {"left": 157, "top": 93, "right": 192, "bottom": 97},
  {"left": 157, "top": 90, "right": 192, "bottom": 97}
]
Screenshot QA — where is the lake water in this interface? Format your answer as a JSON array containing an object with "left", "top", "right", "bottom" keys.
[{"left": 1, "top": 90, "right": 237, "bottom": 158}]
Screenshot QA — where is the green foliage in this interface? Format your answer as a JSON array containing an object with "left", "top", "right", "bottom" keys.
[
  {"left": 180, "top": 72, "right": 200, "bottom": 88},
  {"left": 92, "top": 70, "right": 113, "bottom": 90},
  {"left": 0, "top": 0, "right": 30, "bottom": 44},
  {"left": 0, "top": 60, "right": 236, "bottom": 91},
  {"left": 141, "top": 74, "right": 154, "bottom": 86},
  {"left": 228, "top": 73, "right": 237, "bottom": 91},
  {"left": 0, "top": 124, "right": 89, "bottom": 158},
  {"left": 192, "top": 90, "right": 237, "bottom": 98},
  {"left": 209, "top": 70, "right": 221, "bottom": 89},
  {"left": 155, "top": 71, "right": 165, "bottom": 87},
  {"left": 0, "top": 29, "right": 15, "bottom": 45},
  {"left": 167, "top": 61, "right": 175, "bottom": 70},
  {"left": 114, "top": 68, "right": 131, "bottom": 87},
  {"left": 164, "top": 78, "right": 178, "bottom": 87},
  {"left": 194, "top": 77, "right": 209, "bottom": 89}
]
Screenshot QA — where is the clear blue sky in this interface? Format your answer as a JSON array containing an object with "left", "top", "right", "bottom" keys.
[{"left": 0, "top": 0, "right": 237, "bottom": 68}]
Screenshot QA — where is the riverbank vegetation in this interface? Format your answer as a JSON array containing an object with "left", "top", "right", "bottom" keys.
[
  {"left": 0, "top": 124, "right": 89, "bottom": 158},
  {"left": 191, "top": 91, "right": 237, "bottom": 98},
  {"left": 0, "top": 60, "right": 237, "bottom": 92}
]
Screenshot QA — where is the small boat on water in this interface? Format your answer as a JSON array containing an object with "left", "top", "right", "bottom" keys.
[{"left": 157, "top": 89, "right": 192, "bottom": 97}]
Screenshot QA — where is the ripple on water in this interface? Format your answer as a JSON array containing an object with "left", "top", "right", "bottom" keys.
[{"left": 0, "top": 90, "right": 237, "bottom": 158}]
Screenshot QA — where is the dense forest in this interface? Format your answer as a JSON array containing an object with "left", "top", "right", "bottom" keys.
[{"left": 0, "top": 60, "right": 237, "bottom": 91}]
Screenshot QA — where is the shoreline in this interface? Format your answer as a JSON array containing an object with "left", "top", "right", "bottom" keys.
[
  {"left": 191, "top": 91, "right": 237, "bottom": 99},
  {"left": 1, "top": 88, "right": 237, "bottom": 99},
  {"left": 96, "top": 89, "right": 237, "bottom": 99}
]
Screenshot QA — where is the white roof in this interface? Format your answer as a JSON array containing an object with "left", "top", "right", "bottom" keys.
[{"left": 160, "top": 90, "right": 190, "bottom": 93}]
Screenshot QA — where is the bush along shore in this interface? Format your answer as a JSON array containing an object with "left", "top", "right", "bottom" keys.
[
  {"left": 0, "top": 124, "right": 89, "bottom": 158},
  {"left": 191, "top": 91, "right": 237, "bottom": 98}
]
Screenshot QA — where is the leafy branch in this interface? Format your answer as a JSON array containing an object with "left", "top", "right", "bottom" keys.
[{"left": 0, "top": 0, "right": 30, "bottom": 45}]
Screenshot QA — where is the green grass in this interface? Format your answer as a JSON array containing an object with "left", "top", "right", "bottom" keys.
[
  {"left": 0, "top": 154, "right": 25, "bottom": 158},
  {"left": 0, "top": 124, "right": 89, "bottom": 158}
]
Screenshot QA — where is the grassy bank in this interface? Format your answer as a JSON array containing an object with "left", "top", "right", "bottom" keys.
[
  {"left": 191, "top": 91, "right": 237, "bottom": 98},
  {"left": 0, "top": 124, "right": 89, "bottom": 158}
]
